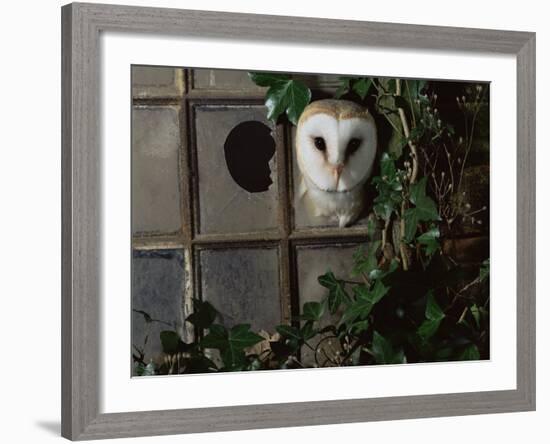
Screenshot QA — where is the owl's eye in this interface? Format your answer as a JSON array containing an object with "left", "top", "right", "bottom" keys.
[
  {"left": 313, "top": 137, "right": 326, "bottom": 152},
  {"left": 347, "top": 138, "right": 362, "bottom": 156}
]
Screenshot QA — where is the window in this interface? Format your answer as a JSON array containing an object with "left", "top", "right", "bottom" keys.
[{"left": 131, "top": 66, "right": 374, "bottom": 363}]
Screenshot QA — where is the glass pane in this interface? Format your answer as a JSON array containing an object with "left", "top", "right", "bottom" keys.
[
  {"left": 192, "top": 69, "right": 265, "bottom": 92},
  {"left": 199, "top": 247, "right": 281, "bottom": 333},
  {"left": 132, "top": 65, "right": 184, "bottom": 98},
  {"left": 132, "top": 106, "right": 182, "bottom": 235},
  {"left": 132, "top": 249, "right": 186, "bottom": 368},
  {"left": 194, "top": 105, "right": 279, "bottom": 235},
  {"left": 295, "top": 243, "right": 362, "bottom": 365}
]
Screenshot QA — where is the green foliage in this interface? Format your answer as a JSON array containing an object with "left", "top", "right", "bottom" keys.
[
  {"left": 372, "top": 153, "right": 404, "bottom": 221},
  {"left": 318, "top": 271, "right": 350, "bottom": 314},
  {"left": 371, "top": 331, "right": 405, "bottom": 365},
  {"left": 417, "top": 291, "right": 445, "bottom": 341},
  {"left": 300, "top": 301, "right": 326, "bottom": 322},
  {"left": 185, "top": 299, "right": 218, "bottom": 329},
  {"left": 248, "top": 72, "right": 311, "bottom": 125},
  {"left": 201, "top": 324, "right": 264, "bottom": 370},
  {"left": 342, "top": 281, "right": 389, "bottom": 325},
  {"left": 351, "top": 242, "right": 381, "bottom": 279},
  {"left": 417, "top": 226, "right": 440, "bottom": 257},
  {"left": 459, "top": 344, "right": 480, "bottom": 361},
  {"left": 134, "top": 361, "right": 155, "bottom": 376},
  {"left": 480, "top": 259, "right": 490, "bottom": 282},
  {"left": 335, "top": 77, "right": 373, "bottom": 100},
  {"left": 404, "top": 177, "right": 440, "bottom": 242}
]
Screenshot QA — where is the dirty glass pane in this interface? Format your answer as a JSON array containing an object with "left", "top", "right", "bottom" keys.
[
  {"left": 295, "top": 243, "right": 361, "bottom": 365},
  {"left": 292, "top": 74, "right": 341, "bottom": 94},
  {"left": 132, "top": 106, "right": 182, "bottom": 235},
  {"left": 132, "top": 65, "right": 184, "bottom": 98},
  {"left": 290, "top": 126, "right": 369, "bottom": 230},
  {"left": 132, "top": 249, "right": 186, "bottom": 368},
  {"left": 192, "top": 69, "right": 265, "bottom": 92},
  {"left": 194, "top": 105, "right": 279, "bottom": 234},
  {"left": 199, "top": 247, "right": 281, "bottom": 333}
]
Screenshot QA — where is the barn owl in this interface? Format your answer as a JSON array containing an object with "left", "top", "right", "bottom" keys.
[{"left": 296, "top": 99, "right": 377, "bottom": 227}]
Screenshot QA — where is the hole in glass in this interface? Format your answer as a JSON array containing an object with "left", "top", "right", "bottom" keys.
[{"left": 224, "top": 121, "right": 276, "bottom": 193}]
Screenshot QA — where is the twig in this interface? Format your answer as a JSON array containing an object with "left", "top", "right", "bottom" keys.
[
  {"left": 381, "top": 218, "right": 390, "bottom": 251},
  {"left": 395, "top": 79, "right": 419, "bottom": 184},
  {"left": 399, "top": 200, "right": 409, "bottom": 271}
]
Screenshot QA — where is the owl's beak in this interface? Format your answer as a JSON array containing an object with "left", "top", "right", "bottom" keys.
[{"left": 332, "top": 164, "right": 345, "bottom": 189}]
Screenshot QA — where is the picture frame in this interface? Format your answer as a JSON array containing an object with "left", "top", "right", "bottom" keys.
[{"left": 61, "top": 2, "right": 536, "bottom": 440}]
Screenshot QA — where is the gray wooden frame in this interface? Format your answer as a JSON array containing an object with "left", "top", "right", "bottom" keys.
[{"left": 61, "top": 2, "right": 536, "bottom": 440}]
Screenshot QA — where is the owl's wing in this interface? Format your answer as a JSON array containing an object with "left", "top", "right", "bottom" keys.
[
  {"left": 297, "top": 175, "right": 308, "bottom": 200},
  {"left": 296, "top": 175, "right": 324, "bottom": 219}
]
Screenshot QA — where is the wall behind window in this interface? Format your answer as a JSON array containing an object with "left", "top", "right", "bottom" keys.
[{"left": 0, "top": 1, "right": 546, "bottom": 444}]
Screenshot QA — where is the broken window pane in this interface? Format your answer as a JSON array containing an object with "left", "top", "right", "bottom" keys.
[
  {"left": 132, "top": 106, "right": 182, "bottom": 235},
  {"left": 198, "top": 247, "right": 281, "bottom": 333},
  {"left": 194, "top": 105, "right": 279, "bottom": 235},
  {"left": 132, "top": 249, "right": 185, "bottom": 368}
]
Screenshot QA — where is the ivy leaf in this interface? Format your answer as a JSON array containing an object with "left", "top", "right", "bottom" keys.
[
  {"left": 186, "top": 299, "right": 218, "bottom": 330},
  {"left": 371, "top": 331, "right": 405, "bottom": 365},
  {"left": 417, "top": 291, "right": 445, "bottom": 341},
  {"left": 201, "top": 324, "right": 264, "bottom": 370},
  {"left": 403, "top": 208, "right": 420, "bottom": 243},
  {"left": 459, "top": 344, "right": 481, "bottom": 361},
  {"left": 301, "top": 320, "right": 317, "bottom": 340},
  {"left": 372, "top": 153, "right": 403, "bottom": 221},
  {"left": 200, "top": 324, "right": 228, "bottom": 350},
  {"left": 417, "top": 226, "right": 440, "bottom": 257},
  {"left": 352, "top": 241, "right": 380, "bottom": 278},
  {"left": 265, "top": 79, "right": 311, "bottom": 125},
  {"left": 470, "top": 304, "right": 481, "bottom": 329},
  {"left": 406, "top": 79, "right": 428, "bottom": 102},
  {"left": 409, "top": 177, "right": 440, "bottom": 220},
  {"left": 227, "top": 324, "right": 265, "bottom": 350},
  {"left": 356, "top": 280, "right": 389, "bottom": 304},
  {"left": 301, "top": 301, "right": 326, "bottom": 322},
  {"left": 404, "top": 177, "right": 440, "bottom": 242},
  {"left": 352, "top": 78, "right": 373, "bottom": 100},
  {"left": 417, "top": 319, "right": 441, "bottom": 340},
  {"left": 368, "top": 258, "right": 399, "bottom": 281},
  {"left": 248, "top": 72, "right": 290, "bottom": 87},
  {"left": 334, "top": 77, "right": 373, "bottom": 100},
  {"left": 347, "top": 319, "right": 370, "bottom": 335},
  {"left": 341, "top": 298, "right": 375, "bottom": 326},
  {"left": 341, "top": 281, "right": 389, "bottom": 325},
  {"left": 334, "top": 77, "right": 352, "bottom": 99},
  {"left": 425, "top": 291, "right": 445, "bottom": 321},
  {"left": 249, "top": 71, "right": 312, "bottom": 124},
  {"left": 134, "top": 361, "right": 155, "bottom": 376},
  {"left": 318, "top": 271, "right": 349, "bottom": 314},
  {"left": 276, "top": 325, "right": 302, "bottom": 341},
  {"left": 479, "top": 259, "right": 490, "bottom": 282},
  {"left": 160, "top": 331, "right": 179, "bottom": 354}
]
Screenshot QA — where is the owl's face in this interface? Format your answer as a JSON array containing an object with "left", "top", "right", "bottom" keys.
[{"left": 296, "top": 100, "right": 377, "bottom": 193}]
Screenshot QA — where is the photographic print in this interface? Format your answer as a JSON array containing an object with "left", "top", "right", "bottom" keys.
[{"left": 131, "top": 67, "right": 490, "bottom": 376}]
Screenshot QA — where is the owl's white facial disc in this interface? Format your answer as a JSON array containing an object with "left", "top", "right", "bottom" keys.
[{"left": 297, "top": 112, "right": 377, "bottom": 192}]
